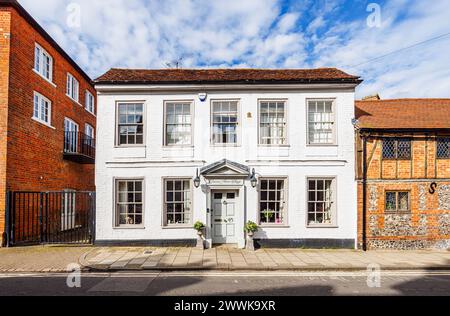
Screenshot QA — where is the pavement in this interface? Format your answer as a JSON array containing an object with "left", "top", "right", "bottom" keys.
[{"left": 0, "top": 245, "right": 449, "bottom": 273}]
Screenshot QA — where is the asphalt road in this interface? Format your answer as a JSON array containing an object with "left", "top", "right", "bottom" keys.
[{"left": 0, "top": 271, "right": 449, "bottom": 296}]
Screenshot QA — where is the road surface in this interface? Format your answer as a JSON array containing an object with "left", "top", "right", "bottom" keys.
[{"left": 0, "top": 271, "right": 449, "bottom": 296}]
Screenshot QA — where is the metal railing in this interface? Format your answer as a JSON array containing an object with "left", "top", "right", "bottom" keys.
[
  {"left": 5, "top": 191, "right": 95, "bottom": 246},
  {"left": 64, "top": 131, "right": 95, "bottom": 159}
]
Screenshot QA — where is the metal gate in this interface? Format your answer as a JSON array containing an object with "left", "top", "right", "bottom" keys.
[{"left": 5, "top": 191, "right": 95, "bottom": 247}]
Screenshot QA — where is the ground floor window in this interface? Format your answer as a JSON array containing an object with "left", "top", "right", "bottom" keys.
[
  {"left": 115, "top": 179, "right": 143, "bottom": 227},
  {"left": 307, "top": 178, "right": 336, "bottom": 226},
  {"left": 164, "top": 179, "right": 192, "bottom": 226},
  {"left": 385, "top": 191, "right": 410, "bottom": 212},
  {"left": 259, "top": 178, "right": 287, "bottom": 225}
]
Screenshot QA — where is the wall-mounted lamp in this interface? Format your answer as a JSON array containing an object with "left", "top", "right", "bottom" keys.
[
  {"left": 250, "top": 168, "right": 258, "bottom": 188},
  {"left": 194, "top": 168, "right": 201, "bottom": 188}
]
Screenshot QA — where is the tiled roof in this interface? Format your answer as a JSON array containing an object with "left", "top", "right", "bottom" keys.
[
  {"left": 356, "top": 99, "right": 450, "bottom": 130},
  {"left": 95, "top": 68, "right": 361, "bottom": 85}
]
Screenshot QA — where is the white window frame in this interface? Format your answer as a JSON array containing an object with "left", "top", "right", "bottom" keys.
[
  {"left": 64, "top": 117, "right": 79, "bottom": 153},
  {"left": 210, "top": 99, "right": 241, "bottom": 146},
  {"left": 162, "top": 178, "right": 193, "bottom": 227},
  {"left": 306, "top": 177, "right": 337, "bottom": 227},
  {"left": 114, "top": 178, "right": 145, "bottom": 228},
  {"left": 85, "top": 91, "right": 95, "bottom": 114},
  {"left": 258, "top": 177, "right": 288, "bottom": 226},
  {"left": 163, "top": 100, "right": 194, "bottom": 147},
  {"left": 306, "top": 99, "right": 337, "bottom": 145},
  {"left": 34, "top": 43, "right": 53, "bottom": 83},
  {"left": 258, "top": 99, "right": 288, "bottom": 146},
  {"left": 85, "top": 123, "right": 94, "bottom": 139},
  {"left": 32, "top": 91, "right": 52, "bottom": 127},
  {"left": 66, "top": 73, "right": 79, "bottom": 102},
  {"left": 116, "top": 101, "right": 145, "bottom": 147}
]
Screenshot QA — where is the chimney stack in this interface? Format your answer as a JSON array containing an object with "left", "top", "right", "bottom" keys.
[{"left": 362, "top": 94, "right": 381, "bottom": 101}]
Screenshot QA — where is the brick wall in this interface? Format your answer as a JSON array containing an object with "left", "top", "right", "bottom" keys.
[
  {"left": 357, "top": 134, "right": 450, "bottom": 249},
  {"left": 0, "top": 7, "right": 96, "bottom": 246},
  {"left": 0, "top": 8, "right": 11, "bottom": 244}
]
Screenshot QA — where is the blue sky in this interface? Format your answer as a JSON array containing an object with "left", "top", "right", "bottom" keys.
[{"left": 19, "top": 0, "right": 450, "bottom": 99}]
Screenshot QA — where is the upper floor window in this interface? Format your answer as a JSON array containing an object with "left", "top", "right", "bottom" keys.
[
  {"left": 307, "top": 99, "right": 335, "bottom": 145},
  {"left": 66, "top": 73, "right": 79, "bottom": 102},
  {"left": 385, "top": 191, "right": 410, "bottom": 213},
  {"left": 259, "top": 178, "right": 287, "bottom": 225},
  {"left": 164, "top": 101, "right": 192, "bottom": 146},
  {"left": 33, "top": 92, "right": 51, "bottom": 126},
  {"left": 307, "top": 178, "right": 336, "bottom": 226},
  {"left": 85, "top": 91, "right": 95, "bottom": 114},
  {"left": 211, "top": 100, "right": 239, "bottom": 145},
  {"left": 259, "top": 100, "right": 287, "bottom": 145},
  {"left": 117, "top": 102, "right": 144, "bottom": 146},
  {"left": 382, "top": 138, "right": 411, "bottom": 159},
  {"left": 85, "top": 123, "right": 95, "bottom": 148},
  {"left": 437, "top": 138, "right": 450, "bottom": 159},
  {"left": 34, "top": 44, "right": 53, "bottom": 82}
]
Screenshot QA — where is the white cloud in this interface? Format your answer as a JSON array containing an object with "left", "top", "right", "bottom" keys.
[{"left": 17, "top": 0, "right": 450, "bottom": 98}]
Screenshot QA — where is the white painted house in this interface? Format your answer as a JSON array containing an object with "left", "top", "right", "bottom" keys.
[{"left": 94, "top": 68, "right": 362, "bottom": 249}]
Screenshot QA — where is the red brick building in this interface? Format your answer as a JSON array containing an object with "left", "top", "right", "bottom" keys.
[
  {"left": 0, "top": 0, "right": 95, "bottom": 246},
  {"left": 356, "top": 98, "right": 450, "bottom": 250}
]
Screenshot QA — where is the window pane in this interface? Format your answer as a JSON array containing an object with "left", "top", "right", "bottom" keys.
[
  {"left": 385, "top": 192, "right": 397, "bottom": 211},
  {"left": 259, "top": 178, "right": 285, "bottom": 225},
  {"left": 382, "top": 139, "right": 396, "bottom": 159},
  {"left": 308, "top": 100, "right": 334, "bottom": 144},
  {"left": 398, "top": 192, "right": 409, "bottom": 211},
  {"left": 437, "top": 138, "right": 450, "bottom": 159},
  {"left": 116, "top": 180, "right": 143, "bottom": 226},
  {"left": 397, "top": 139, "right": 411, "bottom": 159},
  {"left": 307, "top": 178, "right": 334, "bottom": 225}
]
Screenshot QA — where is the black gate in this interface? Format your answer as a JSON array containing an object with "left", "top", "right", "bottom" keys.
[{"left": 5, "top": 191, "right": 95, "bottom": 247}]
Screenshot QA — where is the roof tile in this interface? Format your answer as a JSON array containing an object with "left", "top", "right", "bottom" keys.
[{"left": 356, "top": 99, "right": 450, "bottom": 130}]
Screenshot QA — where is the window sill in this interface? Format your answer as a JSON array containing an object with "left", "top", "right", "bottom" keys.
[
  {"left": 307, "top": 225, "right": 338, "bottom": 228},
  {"left": 114, "top": 145, "right": 146, "bottom": 149},
  {"left": 113, "top": 226, "right": 146, "bottom": 230},
  {"left": 258, "top": 145, "right": 290, "bottom": 148},
  {"left": 210, "top": 144, "right": 241, "bottom": 147},
  {"left": 86, "top": 109, "right": 96, "bottom": 117},
  {"left": 259, "top": 225, "right": 290, "bottom": 228},
  {"left": 162, "top": 225, "right": 193, "bottom": 229},
  {"left": 31, "top": 117, "right": 55, "bottom": 129},
  {"left": 66, "top": 94, "right": 82, "bottom": 106},
  {"left": 163, "top": 145, "right": 194, "bottom": 149},
  {"left": 32, "top": 69, "right": 56, "bottom": 88},
  {"left": 384, "top": 211, "right": 411, "bottom": 215},
  {"left": 307, "top": 143, "right": 338, "bottom": 147}
]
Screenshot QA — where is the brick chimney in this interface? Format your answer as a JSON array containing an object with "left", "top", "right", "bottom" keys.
[{"left": 362, "top": 94, "right": 381, "bottom": 101}]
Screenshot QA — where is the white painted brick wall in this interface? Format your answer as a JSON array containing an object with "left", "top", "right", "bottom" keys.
[{"left": 95, "top": 88, "right": 357, "bottom": 246}]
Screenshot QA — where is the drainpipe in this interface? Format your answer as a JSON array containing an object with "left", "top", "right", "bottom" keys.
[{"left": 362, "top": 133, "right": 368, "bottom": 251}]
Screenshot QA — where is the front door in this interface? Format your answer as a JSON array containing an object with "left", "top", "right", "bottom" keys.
[{"left": 211, "top": 191, "right": 238, "bottom": 244}]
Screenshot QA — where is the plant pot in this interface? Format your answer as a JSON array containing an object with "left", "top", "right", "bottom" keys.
[
  {"left": 246, "top": 233, "right": 255, "bottom": 251},
  {"left": 196, "top": 231, "right": 204, "bottom": 249}
]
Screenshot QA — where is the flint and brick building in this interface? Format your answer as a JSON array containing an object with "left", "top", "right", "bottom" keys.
[
  {"left": 356, "top": 98, "right": 450, "bottom": 250},
  {"left": 0, "top": 0, "right": 96, "bottom": 246}
]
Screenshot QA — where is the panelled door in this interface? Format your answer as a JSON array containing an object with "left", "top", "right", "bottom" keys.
[{"left": 212, "top": 191, "right": 237, "bottom": 244}]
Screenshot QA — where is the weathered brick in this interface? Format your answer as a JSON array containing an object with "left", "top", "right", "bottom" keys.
[{"left": 0, "top": 6, "right": 95, "bottom": 246}]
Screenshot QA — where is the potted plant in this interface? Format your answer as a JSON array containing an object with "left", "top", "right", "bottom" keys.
[
  {"left": 262, "top": 209, "right": 274, "bottom": 223},
  {"left": 244, "top": 221, "right": 259, "bottom": 251},
  {"left": 193, "top": 221, "right": 206, "bottom": 249}
]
